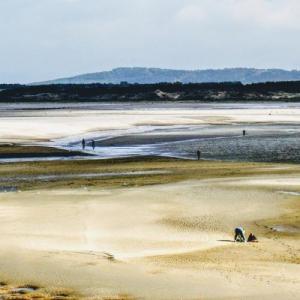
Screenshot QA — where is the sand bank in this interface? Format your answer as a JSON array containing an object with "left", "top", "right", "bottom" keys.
[{"left": 1, "top": 106, "right": 300, "bottom": 143}]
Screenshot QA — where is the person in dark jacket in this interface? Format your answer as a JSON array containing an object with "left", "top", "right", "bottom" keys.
[
  {"left": 197, "top": 150, "right": 201, "bottom": 161},
  {"left": 82, "top": 138, "right": 86, "bottom": 150},
  {"left": 234, "top": 227, "right": 246, "bottom": 242},
  {"left": 92, "top": 140, "right": 96, "bottom": 150}
]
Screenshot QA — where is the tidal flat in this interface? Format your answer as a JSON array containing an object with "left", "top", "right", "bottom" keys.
[{"left": 2, "top": 101, "right": 300, "bottom": 162}]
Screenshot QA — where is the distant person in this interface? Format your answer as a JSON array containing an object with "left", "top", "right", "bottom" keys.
[
  {"left": 247, "top": 233, "right": 258, "bottom": 243},
  {"left": 234, "top": 227, "right": 246, "bottom": 242},
  {"left": 82, "top": 138, "right": 86, "bottom": 150},
  {"left": 92, "top": 140, "right": 96, "bottom": 150},
  {"left": 197, "top": 150, "right": 201, "bottom": 161},
  {"left": 243, "top": 130, "right": 246, "bottom": 136}
]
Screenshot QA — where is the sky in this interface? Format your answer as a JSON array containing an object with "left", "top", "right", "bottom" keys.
[{"left": 1, "top": 0, "right": 300, "bottom": 83}]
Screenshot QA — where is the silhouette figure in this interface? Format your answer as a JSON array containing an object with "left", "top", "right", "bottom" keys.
[
  {"left": 243, "top": 130, "right": 246, "bottom": 136},
  {"left": 247, "top": 233, "right": 258, "bottom": 243},
  {"left": 92, "top": 140, "right": 96, "bottom": 150},
  {"left": 197, "top": 150, "right": 201, "bottom": 161},
  {"left": 82, "top": 138, "right": 86, "bottom": 150}
]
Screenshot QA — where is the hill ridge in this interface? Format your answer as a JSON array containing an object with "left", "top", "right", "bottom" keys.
[{"left": 32, "top": 67, "right": 300, "bottom": 85}]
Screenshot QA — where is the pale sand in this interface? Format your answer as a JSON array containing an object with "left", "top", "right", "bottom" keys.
[
  {"left": 0, "top": 174, "right": 299, "bottom": 299},
  {"left": 1, "top": 107, "right": 300, "bottom": 142}
]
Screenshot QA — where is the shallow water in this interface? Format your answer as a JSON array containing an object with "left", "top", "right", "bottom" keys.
[
  {"left": 2, "top": 101, "right": 300, "bottom": 111},
  {"left": 152, "top": 124, "right": 300, "bottom": 162},
  {"left": 59, "top": 123, "right": 300, "bottom": 163}
]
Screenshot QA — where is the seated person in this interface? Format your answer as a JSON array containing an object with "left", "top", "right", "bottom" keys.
[
  {"left": 234, "top": 227, "right": 246, "bottom": 242},
  {"left": 247, "top": 233, "right": 258, "bottom": 242}
]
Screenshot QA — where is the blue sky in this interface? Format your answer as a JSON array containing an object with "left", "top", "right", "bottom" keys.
[{"left": 1, "top": 0, "right": 300, "bottom": 83}]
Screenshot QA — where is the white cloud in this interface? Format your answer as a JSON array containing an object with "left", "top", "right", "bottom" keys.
[
  {"left": 231, "top": 0, "right": 300, "bottom": 29},
  {"left": 175, "top": 0, "right": 300, "bottom": 29},
  {"left": 176, "top": 4, "right": 207, "bottom": 22},
  {"left": 0, "top": 0, "right": 300, "bottom": 83}
]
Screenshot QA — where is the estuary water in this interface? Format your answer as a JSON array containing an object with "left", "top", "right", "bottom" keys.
[
  {"left": 48, "top": 101, "right": 300, "bottom": 163},
  {"left": 62, "top": 123, "right": 300, "bottom": 163}
]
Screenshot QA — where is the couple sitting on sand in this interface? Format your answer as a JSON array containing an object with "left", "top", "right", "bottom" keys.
[{"left": 234, "top": 227, "right": 258, "bottom": 243}]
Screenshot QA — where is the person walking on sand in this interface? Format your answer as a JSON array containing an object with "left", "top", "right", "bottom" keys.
[
  {"left": 197, "top": 150, "right": 201, "bottom": 161},
  {"left": 234, "top": 227, "right": 246, "bottom": 242},
  {"left": 92, "top": 140, "right": 96, "bottom": 150},
  {"left": 82, "top": 138, "right": 86, "bottom": 150}
]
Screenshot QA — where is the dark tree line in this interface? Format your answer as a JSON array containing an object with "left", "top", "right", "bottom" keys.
[{"left": 1, "top": 81, "right": 300, "bottom": 102}]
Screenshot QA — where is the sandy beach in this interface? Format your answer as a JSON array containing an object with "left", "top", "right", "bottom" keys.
[
  {"left": 3, "top": 0, "right": 300, "bottom": 298},
  {"left": 0, "top": 156, "right": 298, "bottom": 299}
]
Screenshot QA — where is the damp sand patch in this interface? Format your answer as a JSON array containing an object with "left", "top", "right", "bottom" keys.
[
  {"left": 0, "top": 170, "right": 171, "bottom": 183},
  {"left": 271, "top": 225, "right": 300, "bottom": 234},
  {"left": 0, "top": 144, "right": 89, "bottom": 160},
  {"left": 278, "top": 191, "right": 300, "bottom": 196}
]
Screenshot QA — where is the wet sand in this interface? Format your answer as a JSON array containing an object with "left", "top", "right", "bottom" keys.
[
  {"left": 0, "top": 144, "right": 89, "bottom": 159},
  {"left": 96, "top": 134, "right": 205, "bottom": 146},
  {"left": 0, "top": 157, "right": 299, "bottom": 299}
]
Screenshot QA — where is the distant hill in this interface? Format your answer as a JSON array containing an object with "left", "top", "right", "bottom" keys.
[{"left": 33, "top": 67, "right": 300, "bottom": 85}]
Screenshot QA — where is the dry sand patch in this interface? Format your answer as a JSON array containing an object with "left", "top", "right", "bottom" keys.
[
  {"left": 1, "top": 108, "right": 300, "bottom": 143},
  {"left": 0, "top": 171, "right": 298, "bottom": 299}
]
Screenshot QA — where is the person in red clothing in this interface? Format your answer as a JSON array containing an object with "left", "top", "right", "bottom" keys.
[{"left": 247, "top": 233, "right": 258, "bottom": 242}]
